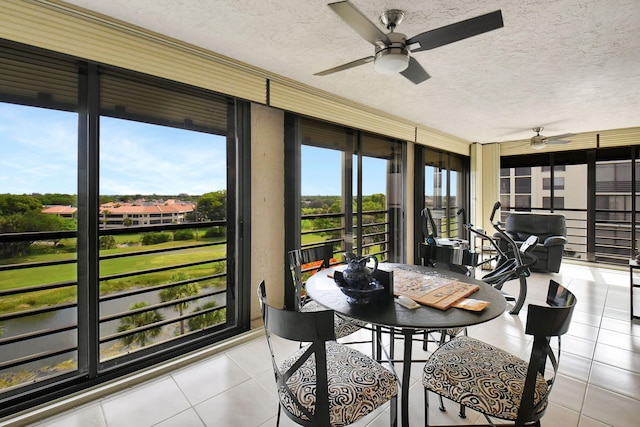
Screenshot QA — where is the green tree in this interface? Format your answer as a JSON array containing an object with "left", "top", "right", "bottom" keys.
[
  {"left": 0, "top": 194, "right": 41, "bottom": 215},
  {"left": 0, "top": 194, "right": 70, "bottom": 258},
  {"left": 159, "top": 273, "right": 200, "bottom": 335},
  {"left": 117, "top": 302, "right": 163, "bottom": 348},
  {"left": 188, "top": 301, "right": 226, "bottom": 330},
  {"left": 34, "top": 193, "right": 76, "bottom": 207},
  {"left": 196, "top": 190, "right": 227, "bottom": 220}
]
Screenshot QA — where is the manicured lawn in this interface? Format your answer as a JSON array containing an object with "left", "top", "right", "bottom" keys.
[{"left": 0, "top": 237, "right": 227, "bottom": 315}]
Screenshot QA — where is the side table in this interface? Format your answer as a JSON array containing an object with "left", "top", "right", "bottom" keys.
[{"left": 629, "top": 260, "right": 640, "bottom": 320}]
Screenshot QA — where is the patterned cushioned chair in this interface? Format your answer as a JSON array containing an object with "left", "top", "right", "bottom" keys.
[
  {"left": 422, "top": 280, "right": 576, "bottom": 427},
  {"left": 288, "top": 244, "right": 368, "bottom": 339},
  {"left": 257, "top": 281, "right": 398, "bottom": 427}
]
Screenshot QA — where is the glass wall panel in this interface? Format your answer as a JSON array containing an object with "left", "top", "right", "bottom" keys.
[
  {"left": 595, "top": 159, "right": 633, "bottom": 261},
  {"left": 300, "top": 144, "right": 344, "bottom": 253},
  {"left": 423, "top": 149, "right": 468, "bottom": 239},
  {"left": 98, "top": 71, "right": 229, "bottom": 365},
  {"left": 358, "top": 134, "right": 402, "bottom": 261},
  {"left": 0, "top": 45, "right": 79, "bottom": 393},
  {"left": 299, "top": 119, "right": 404, "bottom": 262}
]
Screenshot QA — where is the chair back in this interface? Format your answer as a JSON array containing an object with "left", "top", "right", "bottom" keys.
[
  {"left": 288, "top": 243, "right": 334, "bottom": 311},
  {"left": 257, "top": 280, "right": 336, "bottom": 426},
  {"left": 526, "top": 279, "right": 576, "bottom": 337},
  {"left": 517, "top": 279, "right": 577, "bottom": 424}
]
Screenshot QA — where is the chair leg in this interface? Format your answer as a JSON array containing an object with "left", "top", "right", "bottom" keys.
[
  {"left": 438, "top": 395, "right": 446, "bottom": 412},
  {"left": 390, "top": 395, "right": 398, "bottom": 427},
  {"left": 458, "top": 404, "right": 466, "bottom": 418},
  {"left": 276, "top": 404, "right": 281, "bottom": 426},
  {"left": 389, "top": 327, "right": 395, "bottom": 360},
  {"left": 372, "top": 327, "right": 376, "bottom": 359},
  {"left": 424, "top": 387, "right": 429, "bottom": 427}
]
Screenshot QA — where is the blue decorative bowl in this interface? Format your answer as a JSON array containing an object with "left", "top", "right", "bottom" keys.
[{"left": 334, "top": 271, "right": 385, "bottom": 304}]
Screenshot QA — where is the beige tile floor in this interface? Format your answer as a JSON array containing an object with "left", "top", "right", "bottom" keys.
[{"left": 18, "top": 261, "right": 640, "bottom": 426}]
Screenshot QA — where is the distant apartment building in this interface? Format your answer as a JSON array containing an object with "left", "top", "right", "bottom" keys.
[
  {"left": 43, "top": 199, "right": 196, "bottom": 228},
  {"left": 40, "top": 205, "right": 78, "bottom": 219}
]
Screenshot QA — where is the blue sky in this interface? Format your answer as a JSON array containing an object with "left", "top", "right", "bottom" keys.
[
  {"left": 302, "top": 145, "right": 387, "bottom": 196},
  {"left": 0, "top": 103, "right": 225, "bottom": 195},
  {"left": 1, "top": 103, "right": 424, "bottom": 197}
]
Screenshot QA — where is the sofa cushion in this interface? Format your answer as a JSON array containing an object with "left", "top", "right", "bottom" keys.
[{"left": 505, "top": 213, "right": 566, "bottom": 242}]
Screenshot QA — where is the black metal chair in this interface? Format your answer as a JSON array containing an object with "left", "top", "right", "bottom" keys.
[
  {"left": 422, "top": 279, "right": 577, "bottom": 427},
  {"left": 288, "top": 243, "right": 367, "bottom": 339},
  {"left": 257, "top": 280, "right": 398, "bottom": 427}
]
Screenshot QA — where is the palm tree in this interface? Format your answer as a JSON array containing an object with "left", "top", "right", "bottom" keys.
[
  {"left": 159, "top": 273, "right": 200, "bottom": 335},
  {"left": 188, "top": 301, "right": 226, "bottom": 331},
  {"left": 117, "top": 302, "right": 163, "bottom": 348}
]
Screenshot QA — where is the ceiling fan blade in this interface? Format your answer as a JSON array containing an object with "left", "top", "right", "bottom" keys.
[
  {"left": 329, "top": 1, "right": 390, "bottom": 45},
  {"left": 314, "top": 56, "right": 375, "bottom": 76},
  {"left": 407, "top": 10, "right": 503, "bottom": 52},
  {"left": 549, "top": 133, "right": 575, "bottom": 140},
  {"left": 546, "top": 133, "right": 575, "bottom": 144},
  {"left": 400, "top": 57, "right": 431, "bottom": 84}
]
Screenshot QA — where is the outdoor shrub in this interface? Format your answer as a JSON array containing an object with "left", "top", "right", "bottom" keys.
[
  {"left": 204, "top": 226, "right": 225, "bottom": 238},
  {"left": 141, "top": 232, "right": 171, "bottom": 245},
  {"left": 99, "top": 235, "right": 116, "bottom": 250},
  {"left": 173, "top": 229, "right": 194, "bottom": 241}
]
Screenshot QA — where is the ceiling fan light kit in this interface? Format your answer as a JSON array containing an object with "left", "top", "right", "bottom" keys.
[
  {"left": 530, "top": 139, "right": 547, "bottom": 149},
  {"left": 374, "top": 47, "right": 409, "bottom": 73}
]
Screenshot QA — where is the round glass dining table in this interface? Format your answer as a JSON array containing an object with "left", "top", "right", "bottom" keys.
[{"left": 305, "top": 263, "right": 507, "bottom": 427}]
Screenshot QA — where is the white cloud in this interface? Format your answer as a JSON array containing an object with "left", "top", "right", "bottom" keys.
[{"left": 0, "top": 104, "right": 227, "bottom": 195}]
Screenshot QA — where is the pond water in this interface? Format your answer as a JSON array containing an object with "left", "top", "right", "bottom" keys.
[{"left": 1, "top": 290, "right": 225, "bottom": 374}]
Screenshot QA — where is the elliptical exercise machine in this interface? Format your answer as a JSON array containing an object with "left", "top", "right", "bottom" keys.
[
  {"left": 419, "top": 202, "right": 538, "bottom": 314},
  {"left": 464, "top": 201, "right": 539, "bottom": 315}
]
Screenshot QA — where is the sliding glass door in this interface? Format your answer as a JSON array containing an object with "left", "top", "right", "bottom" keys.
[{"left": 284, "top": 116, "right": 406, "bottom": 308}]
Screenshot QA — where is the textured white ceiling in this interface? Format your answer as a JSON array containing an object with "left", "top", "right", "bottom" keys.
[{"left": 65, "top": 0, "right": 640, "bottom": 143}]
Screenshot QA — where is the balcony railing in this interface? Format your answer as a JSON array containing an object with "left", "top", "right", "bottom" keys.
[
  {"left": 0, "top": 221, "right": 227, "bottom": 393},
  {"left": 300, "top": 209, "right": 391, "bottom": 262}
]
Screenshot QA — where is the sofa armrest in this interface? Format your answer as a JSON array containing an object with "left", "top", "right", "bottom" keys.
[{"left": 543, "top": 236, "right": 567, "bottom": 247}]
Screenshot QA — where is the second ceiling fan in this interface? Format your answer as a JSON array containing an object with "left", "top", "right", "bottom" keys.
[
  {"left": 315, "top": 1, "right": 504, "bottom": 84},
  {"left": 530, "top": 127, "right": 575, "bottom": 149}
]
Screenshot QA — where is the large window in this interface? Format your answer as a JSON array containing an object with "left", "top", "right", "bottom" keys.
[
  {"left": 501, "top": 147, "right": 640, "bottom": 265},
  {"left": 0, "top": 42, "right": 249, "bottom": 416}
]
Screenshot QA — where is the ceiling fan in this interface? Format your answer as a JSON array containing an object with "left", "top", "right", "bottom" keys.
[
  {"left": 530, "top": 127, "right": 575, "bottom": 149},
  {"left": 315, "top": 1, "right": 504, "bottom": 84}
]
